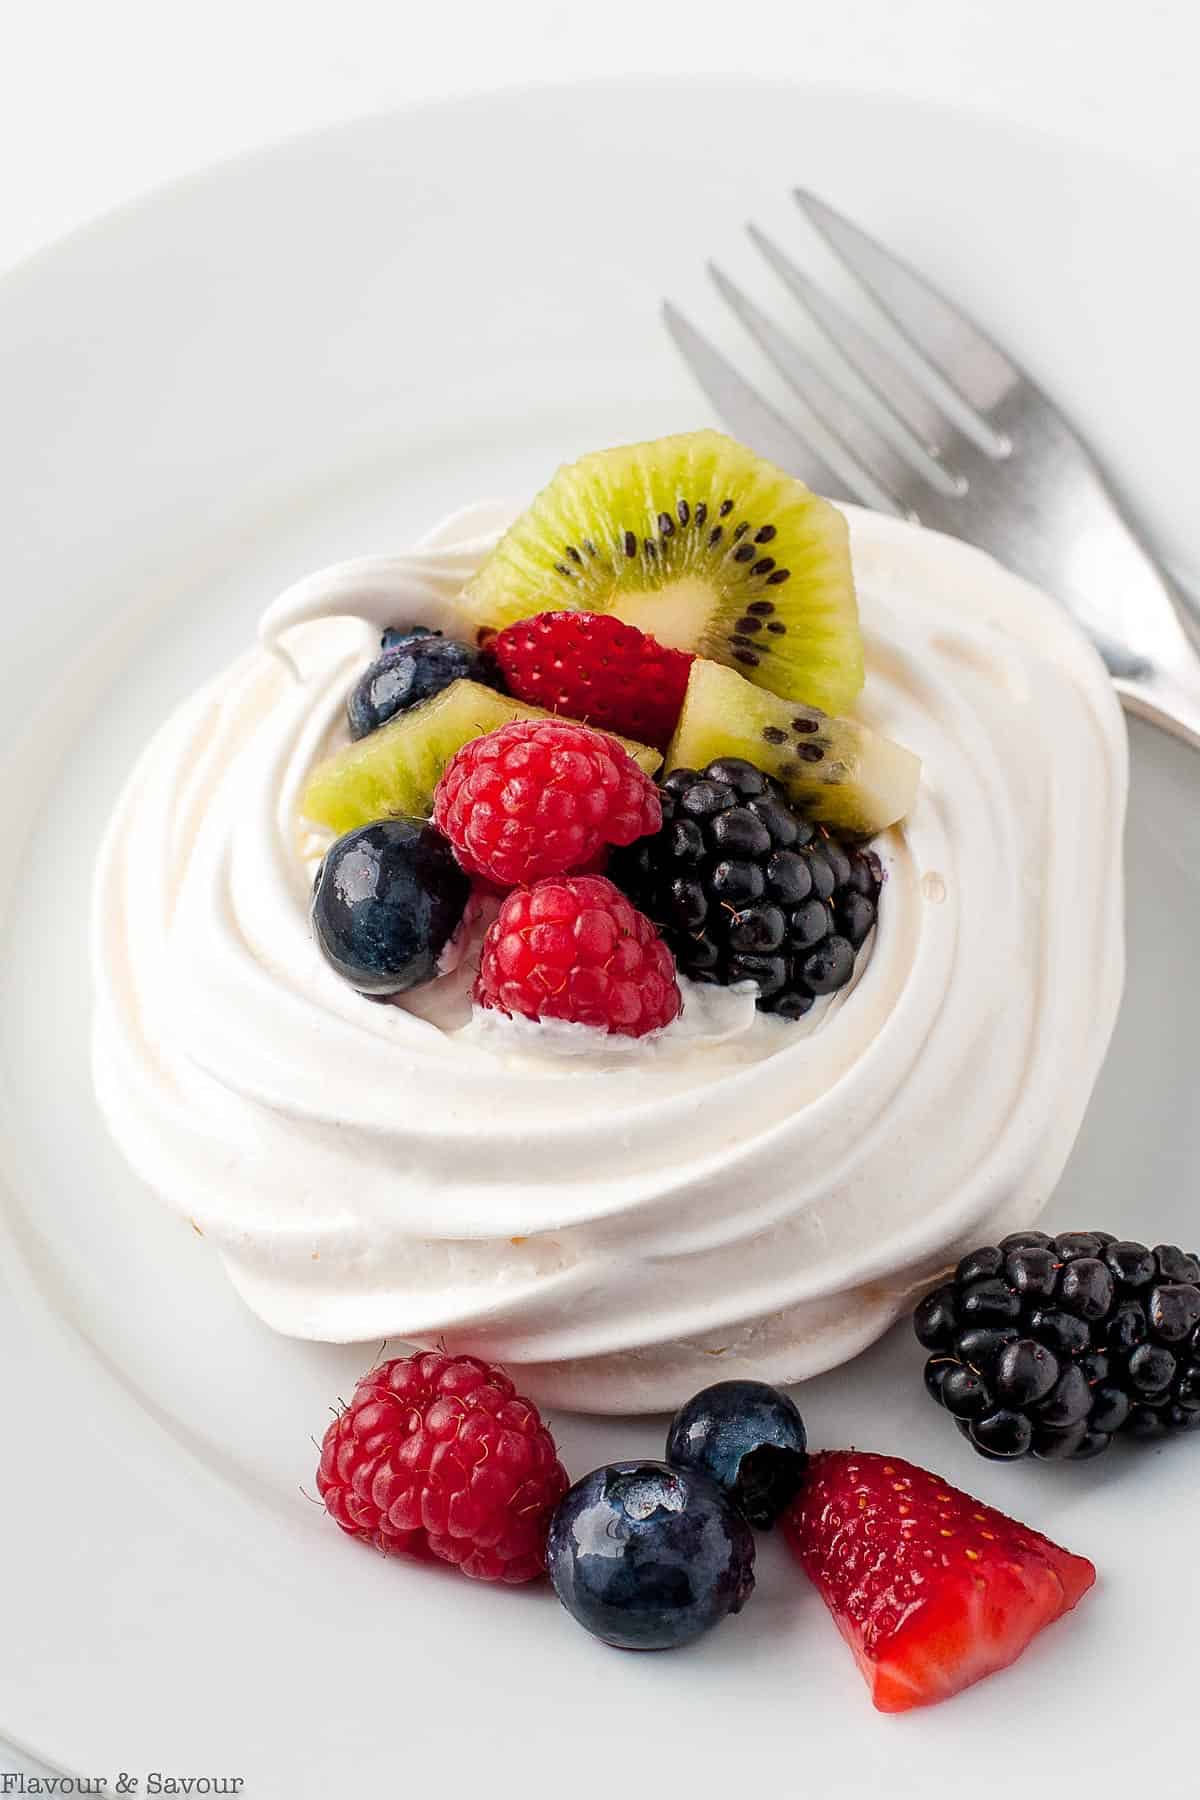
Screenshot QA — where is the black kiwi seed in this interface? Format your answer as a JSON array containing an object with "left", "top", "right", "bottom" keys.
[
  {"left": 719, "top": 499, "right": 734, "bottom": 517},
  {"left": 762, "top": 726, "right": 788, "bottom": 745},
  {"left": 792, "top": 717, "right": 819, "bottom": 734},
  {"left": 708, "top": 527, "right": 723, "bottom": 547},
  {"left": 733, "top": 522, "right": 750, "bottom": 541},
  {"left": 754, "top": 525, "right": 777, "bottom": 543},
  {"left": 623, "top": 531, "right": 637, "bottom": 557},
  {"left": 797, "top": 743, "right": 825, "bottom": 763},
  {"left": 766, "top": 622, "right": 786, "bottom": 635},
  {"left": 566, "top": 545, "right": 582, "bottom": 564},
  {"left": 747, "top": 601, "right": 775, "bottom": 617},
  {"left": 694, "top": 502, "right": 707, "bottom": 526},
  {"left": 767, "top": 569, "right": 791, "bottom": 585},
  {"left": 657, "top": 512, "right": 675, "bottom": 537},
  {"left": 734, "top": 650, "right": 760, "bottom": 667},
  {"left": 555, "top": 562, "right": 573, "bottom": 577},
  {"left": 583, "top": 539, "right": 598, "bottom": 557},
  {"left": 644, "top": 539, "right": 658, "bottom": 559},
  {"left": 676, "top": 499, "right": 690, "bottom": 526},
  {"left": 729, "top": 635, "right": 755, "bottom": 647},
  {"left": 734, "top": 616, "right": 763, "bottom": 634},
  {"left": 751, "top": 558, "right": 775, "bottom": 576},
  {"left": 732, "top": 545, "right": 755, "bottom": 563}
]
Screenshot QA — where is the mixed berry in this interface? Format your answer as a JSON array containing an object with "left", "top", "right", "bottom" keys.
[{"left": 917, "top": 1232, "right": 1200, "bottom": 1460}]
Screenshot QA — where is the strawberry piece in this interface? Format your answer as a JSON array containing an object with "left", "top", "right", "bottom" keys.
[
  {"left": 492, "top": 611, "right": 694, "bottom": 750},
  {"left": 783, "top": 1451, "right": 1095, "bottom": 1713}
]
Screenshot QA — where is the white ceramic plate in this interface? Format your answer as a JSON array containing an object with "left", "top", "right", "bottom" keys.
[{"left": 2, "top": 81, "right": 1198, "bottom": 1796}]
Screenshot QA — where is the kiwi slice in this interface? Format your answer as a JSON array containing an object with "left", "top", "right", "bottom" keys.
[
  {"left": 301, "top": 678, "right": 661, "bottom": 836},
  {"left": 461, "top": 431, "right": 863, "bottom": 715},
  {"left": 666, "top": 659, "right": 920, "bottom": 836}
]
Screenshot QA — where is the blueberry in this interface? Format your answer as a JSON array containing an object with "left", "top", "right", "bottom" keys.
[
  {"left": 380, "top": 623, "right": 437, "bottom": 651},
  {"left": 347, "top": 636, "right": 501, "bottom": 738},
  {"left": 311, "top": 820, "right": 470, "bottom": 995},
  {"left": 665, "top": 1380, "right": 808, "bottom": 1528},
  {"left": 546, "top": 1462, "right": 755, "bottom": 1650}
]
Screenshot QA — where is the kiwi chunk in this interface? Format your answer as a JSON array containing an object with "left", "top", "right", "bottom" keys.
[
  {"left": 301, "top": 679, "right": 661, "bottom": 836},
  {"left": 666, "top": 659, "right": 919, "bottom": 836},
  {"left": 461, "top": 431, "right": 863, "bottom": 715}
]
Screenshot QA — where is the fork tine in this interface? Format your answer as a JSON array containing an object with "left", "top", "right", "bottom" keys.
[
  {"left": 747, "top": 221, "right": 965, "bottom": 468},
  {"left": 706, "top": 261, "right": 913, "bottom": 519},
  {"left": 661, "top": 300, "right": 852, "bottom": 502},
  {"left": 793, "top": 189, "right": 1017, "bottom": 451}
]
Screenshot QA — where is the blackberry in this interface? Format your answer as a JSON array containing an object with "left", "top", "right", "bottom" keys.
[
  {"left": 915, "top": 1233, "right": 1200, "bottom": 1463},
  {"left": 609, "top": 758, "right": 881, "bottom": 1017}
]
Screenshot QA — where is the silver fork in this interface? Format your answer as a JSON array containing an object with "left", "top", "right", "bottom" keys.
[{"left": 664, "top": 189, "right": 1200, "bottom": 749}]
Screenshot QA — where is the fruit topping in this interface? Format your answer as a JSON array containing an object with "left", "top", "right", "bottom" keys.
[
  {"left": 301, "top": 678, "right": 660, "bottom": 837},
  {"left": 783, "top": 1451, "right": 1095, "bottom": 1711},
  {"left": 347, "top": 632, "right": 501, "bottom": 739},
  {"left": 317, "top": 1350, "right": 568, "bottom": 1583},
  {"left": 546, "top": 1461, "right": 755, "bottom": 1649},
  {"left": 492, "top": 610, "right": 694, "bottom": 750},
  {"left": 915, "top": 1233, "right": 1200, "bottom": 1460},
  {"left": 666, "top": 657, "right": 920, "bottom": 837},
  {"left": 380, "top": 624, "right": 437, "bottom": 651},
  {"left": 434, "top": 718, "right": 662, "bottom": 888},
  {"left": 311, "top": 819, "right": 471, "bottom": 996},
  {"left": 665, "top": 1380, "right": 808, "bottom": 1528},
  {"left": 474, "top": 875, "right": 681, "bottom": 1038},
  {"left": 461, "top": 431, "right": 863, "bottom": 715},
  {"left": 610, "top": 757, "right": 881, "bottom": 1019}
]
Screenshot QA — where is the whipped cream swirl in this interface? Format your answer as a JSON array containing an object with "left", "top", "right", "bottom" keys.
[{"left": 91, "top": 502, "right": 1127, "bottom": 1411}]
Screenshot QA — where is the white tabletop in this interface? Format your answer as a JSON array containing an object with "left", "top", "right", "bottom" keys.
[
  {"left": 4, "top": 0, "right": 1198, "bottom": 279},
  {"left": 3, "top": 0, "right": 1197, "bottom": 1784}
]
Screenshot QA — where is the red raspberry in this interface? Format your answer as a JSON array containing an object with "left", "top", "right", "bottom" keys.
[
  {"left": 492, "top": 611, "right": 694, "bottom": 750},
  {"left": 474, "top": 874, "right": 682, "bottom": 1037},
  {"left": 433, "top": 718, "right": 661, "bottom": 888},
  {"left": 316, "top": 1350, "right": 569, "bottom": 1584}
]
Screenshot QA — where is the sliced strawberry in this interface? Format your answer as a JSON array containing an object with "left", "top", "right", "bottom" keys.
[
  {"left": 783, "top": 1451, "right": 1095, "bottom": 1713},
  {"left": 492, "top": 611, "right": 694, "bottom": 751}
]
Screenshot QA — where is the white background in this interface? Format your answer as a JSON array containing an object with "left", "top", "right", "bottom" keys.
[
  {"left": 3, "top": 0, "right": 1197, "bottom": 1784},
  {"left": 4, "top": 0, "right": 1199, "bottom": 278}
]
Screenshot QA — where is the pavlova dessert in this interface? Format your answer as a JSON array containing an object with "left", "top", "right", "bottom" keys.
[{"left": 92, "top": 431, "right": 1127, "bottom": 1413}]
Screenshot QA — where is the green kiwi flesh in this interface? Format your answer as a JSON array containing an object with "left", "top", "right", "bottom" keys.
[
  {"left": 461, "top": 431, "right": 863, "bottom": 715},
  {"left": 666, "top": 659, "right": 920, "bottom": 836},
  {"left": 301, "top": 679, "right": 661, "bottom": 836}
]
